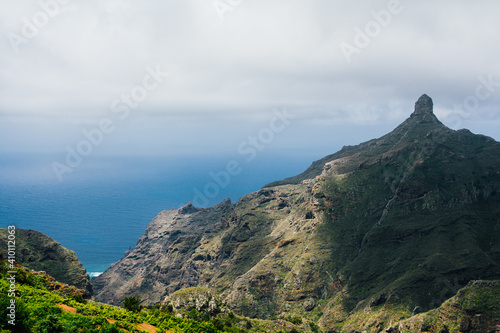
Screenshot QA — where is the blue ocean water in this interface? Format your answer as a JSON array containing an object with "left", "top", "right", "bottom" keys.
[{"left": 0, "top": 154, "right": 310, "bottom": 276}]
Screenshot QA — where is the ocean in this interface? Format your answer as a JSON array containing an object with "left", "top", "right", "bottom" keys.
[{"left": 0, "top": 153, "right": 310, "bottom": 277}]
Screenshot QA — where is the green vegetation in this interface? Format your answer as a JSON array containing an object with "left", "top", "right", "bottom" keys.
[
  {"left": 0, "top": 259, "right": 310, "bottom": 332},
  {"left": 0, "top": 261, "right": 227, "bottom": 332},
  {"left": 391, "top": 281, "right": 500, "bottom": 333},
  {"left": 283, "top": 315, "right": 302, "bottom": 325},
  {"left": 123, "top": 296, "right": 142, "bottom": 313},
  {"left": 0, "top": 228, "right": 92, "bottom": 295}
]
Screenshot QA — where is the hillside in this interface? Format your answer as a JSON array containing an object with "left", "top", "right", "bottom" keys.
[
  {"left": 2, "top": 255, "right": 498, "bottom": 332},
  {"left": 387, "top": 280, "right": 500, "bottom": 333},
  {"left": 0, "top": 228, "right": 93, "bottom": 296},
  {"left": 0, "top": 257, "right": 317, "bottom": 332},
  {"left": 92, "top": 95, "right": 500, "bottom": 332}
]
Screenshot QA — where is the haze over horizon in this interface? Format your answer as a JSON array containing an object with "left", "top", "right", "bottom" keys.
[{"left": 1, "top": 1, "right": 499, "bottom": 185}]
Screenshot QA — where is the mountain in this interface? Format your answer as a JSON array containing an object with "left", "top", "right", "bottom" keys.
[
  {"left": 0, "top": 228, "right": 93, "bottom": 296},
  {"left": 92, "top": 95, "right": 500, "bottom": 332}
]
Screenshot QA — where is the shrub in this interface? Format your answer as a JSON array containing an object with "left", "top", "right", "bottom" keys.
[
  {"left": 70, "top": 293, "right": 87, "bottom": 304},
  {"left": 285, "top": 315, "right": 303, "bottom": 325},
  {"left": 33, "top": 314, "right": 63, "bottom": 333},
  {"left": 123, "top": 296, "right": 142, "bottom": 313}
]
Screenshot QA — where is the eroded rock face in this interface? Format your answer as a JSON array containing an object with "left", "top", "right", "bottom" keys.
[
  {"left": 92, "top": 200, "right": 235, "bottom": 305},
  {"left": 162, "top": 287, "right": 227, "bottom": 316},
  {"left": 93, "top": 186, "right": 330, "bottom": 316},
  {"left": 413, "top": 93, "right": 433, "bottom": 115},
  {"left": 93, "top": 95, "right": 500, "bottom": 331},
  {"left": 0, "top": 228, "right": 92, "bottom": 296}
]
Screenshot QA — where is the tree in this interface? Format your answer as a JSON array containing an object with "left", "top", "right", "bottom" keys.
[{"left": 123, "top": 296, "right": 142, "bottom": 313}]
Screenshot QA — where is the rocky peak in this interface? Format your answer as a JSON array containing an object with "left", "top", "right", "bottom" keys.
[
  {"left": 409, "top": 94, "right": 443, "bottom": 126},
  {"left": 179, "top": 202, "right": 200, "bottom": 215},
  {"left": 413, "top": 94, "right": 433, "bottom": 115}
]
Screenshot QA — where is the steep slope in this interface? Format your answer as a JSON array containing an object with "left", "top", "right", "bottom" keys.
[
  {"left": 93, "top": 95, "right": 500, "bottom": 331},
  {"left": 92, "top": 200, "right": 234, "bottom": 304},
  {"left": 388, "top": 280, "right": 500, "bottom": 333},
  {"left": 0, "top": 228, "right": 93, "bottom": 296}
]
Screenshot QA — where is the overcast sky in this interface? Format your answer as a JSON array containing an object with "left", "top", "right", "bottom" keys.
[{"left": 1, "top": 0, "right": 499, "bottom": 163}]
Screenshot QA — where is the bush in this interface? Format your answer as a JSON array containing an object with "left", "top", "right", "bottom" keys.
[
  {"left": 101, "top": 323, "right": 121, "bottom": 333},
  {"left": 34, "top": 314, "right": 63, "bottom": 333},
  {"left": 70, "top": 293, "right": 87, "bottom": 304},
  {"left": 0, "top": 295, "right": 30, "bottom": 332},
  {"left": 285, "top": 315, "right": 303, "bottom": 325},
  {"left": 309, "top": 321, "right": 320, "bottom": 333},
  {"left": 123, "top": 296, "right": 142, "bottom": 313}
]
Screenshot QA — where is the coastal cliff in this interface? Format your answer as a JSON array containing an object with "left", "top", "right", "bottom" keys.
[{"left": 0, "top": 228, "right": 92, "bottom": 296}]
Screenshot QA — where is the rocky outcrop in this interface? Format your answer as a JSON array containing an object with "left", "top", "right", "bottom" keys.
[
  {"left": 93, "top": 95, "right": 500, "bottom": 331},
  {"left": 162, "top": 287, "right": 228, "bottom": 317},
  {"left": 93, "top": 185, "right": 329, "bottom": 314},
  {"left": 92, "top": 200, "right": 234, "bottom": 305},
  {"left": 0, "top": 228, "right": 92, "bottom": 296}
]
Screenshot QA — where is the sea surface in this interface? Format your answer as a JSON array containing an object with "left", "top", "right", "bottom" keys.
[{"left": 0, "top": 154, "right": 310, "bottom": 277}]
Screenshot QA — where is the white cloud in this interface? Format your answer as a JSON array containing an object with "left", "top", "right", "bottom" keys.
[{"left": 0, "top": 0, "right": 499, "bottom": 156}]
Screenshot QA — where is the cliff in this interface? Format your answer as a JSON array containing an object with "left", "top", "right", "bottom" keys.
[
  {"left": 0, "top": 228, "right": 93, "bottom": 296},
  {"left": 93, "top": 95, "right": 500, "bottom": 331}
]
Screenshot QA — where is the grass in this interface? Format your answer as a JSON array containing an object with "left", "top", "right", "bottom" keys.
[
  {"left": 392, "top": 281, "right": 500, "bottom": 333},
  {"left": 0, "top": 259, "right": 315, "bottom": 332},
  {"left": 0, "top": 260, "right": 236, "bottom": 332}
]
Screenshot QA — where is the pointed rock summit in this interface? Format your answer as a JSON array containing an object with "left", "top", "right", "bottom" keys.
[
  {"left": 413, "top": 94, "right": 434, "bottom": 115},
  {"left": 408, "top": 94, "right": 443, "bottom": 126}
]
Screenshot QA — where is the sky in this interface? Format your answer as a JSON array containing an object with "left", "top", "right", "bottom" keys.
[{"left": 1, "top": 0, "right": 499, "bottom": 184}]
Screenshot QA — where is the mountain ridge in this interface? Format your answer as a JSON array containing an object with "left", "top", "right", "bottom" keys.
[
  {"left": 92, "top": 95, "right": 500, "bottom": 332},
  {"left": 265, "top": 94, "right": 479, "bottom": 188}
]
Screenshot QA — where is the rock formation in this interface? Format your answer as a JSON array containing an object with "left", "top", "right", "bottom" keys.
[{"left": 0, "top": 228, "right": 93, "bottom": 296}]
